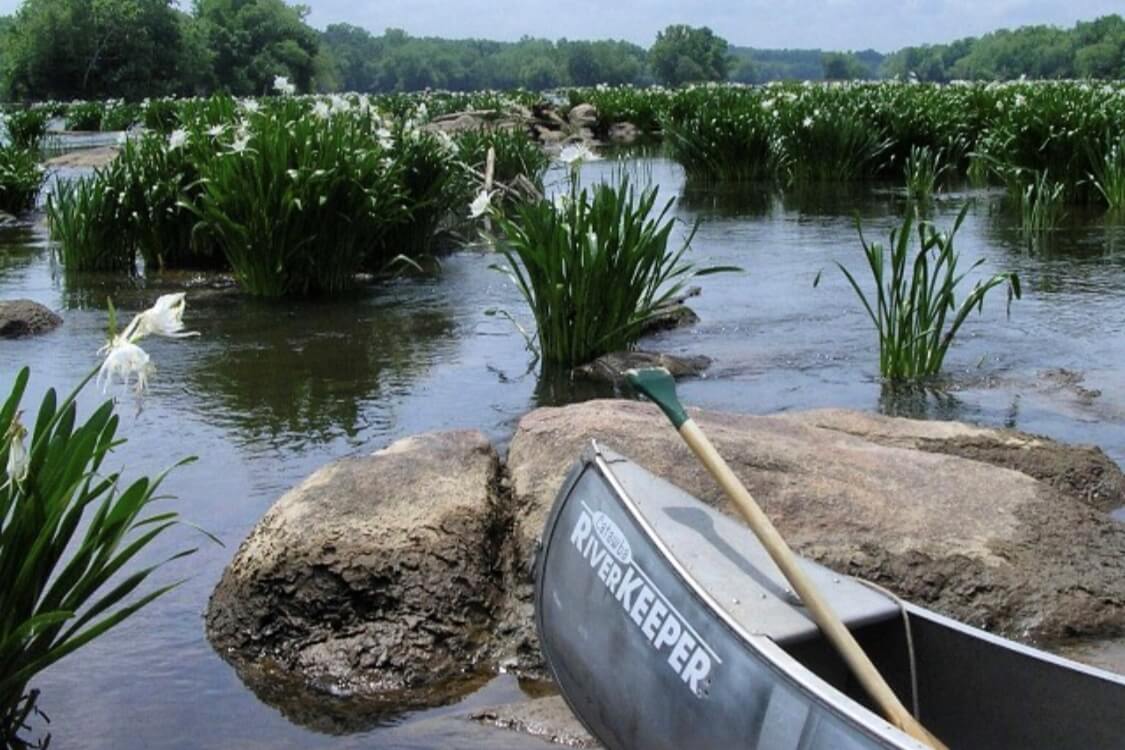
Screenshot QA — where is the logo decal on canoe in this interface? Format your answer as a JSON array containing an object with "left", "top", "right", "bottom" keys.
[
  {"left": 592, "top": 511, "right": 632, "bottom": 565},
  {"left": 571, "top": 502, "right": 719, "bottom": 698}
]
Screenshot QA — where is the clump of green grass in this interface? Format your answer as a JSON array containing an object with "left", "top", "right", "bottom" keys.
[
  {"left": 820, "top": 205, "right": 1020, "bottom": 381},
  {"left": 1019, "top": 170, "right": 1067, "bottom": 234},
  {"left": 190, "top": 109, "right": 408, "bottom": 296},
  {"left": 1089, "top": 135, "right": 1125, "bottom": 213},
  {"left": 0, "top": 147, "right": 45, "bottom": 214},
  {"left": 775, "top": 103, "right": 892, "bottom": 184},
  {"left": 3, "top": 109, "right": 49, "bottom": 151},
  {"left": 48, "top": 171, "right": 136, "bottom": 272},
  {"left": 663, "top": 91, "right": 774, "bottom": 183},
  {"left": 370, "top": 126, "right": 464, "bottom": 264},
  {"left": 492, "top": 177, "right": 736, "bottom": 369},
  {"left": 65, "top": 102, "right": 104, "bottom": 132},
  {"left": 0, "top": 367, "right": 199, "bottom": 747},
  {"left": 904, "top": 145, "right": 950, "bottom": 204}
]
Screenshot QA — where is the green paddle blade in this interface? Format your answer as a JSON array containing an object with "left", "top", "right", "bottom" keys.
[{"left": 625, "top": 367, "right": 689, "bottom": 429}]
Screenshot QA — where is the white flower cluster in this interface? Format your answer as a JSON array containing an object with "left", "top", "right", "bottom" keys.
[{"left": 97, "top": 293, "right": 199, "bottom": 395}]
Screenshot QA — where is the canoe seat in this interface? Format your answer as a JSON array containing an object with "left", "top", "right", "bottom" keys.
[{"left": 602, "top": 448, "right": 901, "bottom": 645}]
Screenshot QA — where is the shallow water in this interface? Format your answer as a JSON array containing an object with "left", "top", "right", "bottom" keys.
[{"left": 1, "top": 158, "right": 1123, "bottom": 748}]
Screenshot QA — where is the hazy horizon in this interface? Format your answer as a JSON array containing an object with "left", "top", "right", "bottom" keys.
[{"left": 0, "top": 0, "right": 1120, "bottom": 53}]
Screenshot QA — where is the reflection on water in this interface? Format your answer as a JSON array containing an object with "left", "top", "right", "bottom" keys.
[
  {"left": 2, "top": 155, "right": 1124, "bottom": 749},
  {"left": 188, "top": 295, "right": 456, "bottom": 451}
]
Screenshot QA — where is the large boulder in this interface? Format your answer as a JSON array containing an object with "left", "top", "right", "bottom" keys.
[
  {"left": 0, "top": 299, "right": 62, "bottom": 338},
  {"left": 206, "top": 430, "right": 512, "bottom": 695},
  {"left": 567, "top": 103, "right": 598, "bottom": 130},
  {"left": 501, "top": 400, "right": 1125, "bottom": 670}
]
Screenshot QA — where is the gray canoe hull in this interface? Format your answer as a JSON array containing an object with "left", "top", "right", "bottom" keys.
[{"left": 533, "top": 442, "right": 1125, "bottom": 750}]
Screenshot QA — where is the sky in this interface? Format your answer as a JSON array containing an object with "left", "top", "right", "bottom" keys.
[{"left": 0, "top": 0, "right": 1120, "bottom": 53}]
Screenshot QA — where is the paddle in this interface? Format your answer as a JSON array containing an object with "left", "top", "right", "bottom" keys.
[{"left": 625, "top": 367, "right": 948, "bottom": 750}]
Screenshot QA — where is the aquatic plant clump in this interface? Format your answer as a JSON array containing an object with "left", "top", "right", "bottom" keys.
[
  {"left": 190, "top": 105, "right": 410, "bottom": 296},
  {"left": 2, "top": 109, "right": 49, "bottom": 151},
  {"left": 822, "top": 206, "right": 1021, "bottom": 381},
  {"left": 903, "top": 145, "right": 950, "bottom": 204},
  {"left": 0, "top": 147, "right": 45, "bottom": 214},
  {"left": 0, "top": 297, "right": 204, "bottom": 747},
  {"left": 492, "top": 177, "right": 737, "bottom": 369}
]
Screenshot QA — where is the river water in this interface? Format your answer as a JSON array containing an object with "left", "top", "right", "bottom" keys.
[{"left": 1, "top": 158, "right": 1123, "bottom": 748}]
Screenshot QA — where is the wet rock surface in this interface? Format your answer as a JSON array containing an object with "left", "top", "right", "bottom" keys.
[
  {"left": 43, "top": 145, "right": 119, "bottom": 168},
  {"left": 206, "top": 430, "right": 513, "bottom": 695},
  {"left": 570, "top": 350, "right": 710, "bottom": 384},
  {"left": 208, "top": 403, "right": 1125, "bottom": 724},
  {"left": 469, "top": 695, "right": 598, "bottom": 748},
  {"left": 0, "top": 299, "right": 62, "bottom": 338}
]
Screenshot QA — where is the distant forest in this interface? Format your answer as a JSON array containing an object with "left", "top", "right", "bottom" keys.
[{"left": 0, "top": 1, "right": 1122, "bottom": 101}]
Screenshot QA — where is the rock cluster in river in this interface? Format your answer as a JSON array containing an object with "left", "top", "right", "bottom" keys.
[{"left": 207, "top": 402, "right": 1125, "bottom": 707}]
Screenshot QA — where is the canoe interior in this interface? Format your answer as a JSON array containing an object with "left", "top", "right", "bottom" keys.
[{"left": 535, "top": 443, "right": 1125, "bottom": 750}]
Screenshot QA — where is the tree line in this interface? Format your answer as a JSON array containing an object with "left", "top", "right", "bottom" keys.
[{"left": 0, "top": 0, "right": 1122, "bottom": 102}]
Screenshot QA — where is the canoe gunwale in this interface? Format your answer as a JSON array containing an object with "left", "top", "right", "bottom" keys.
[{"left": 533, "top": 440, "right": 927, "bottom": 750}]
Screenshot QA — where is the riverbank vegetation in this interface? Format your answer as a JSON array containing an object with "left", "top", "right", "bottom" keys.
[{"left": 0, "top": 1, "right": 1122, "bottom": 102}]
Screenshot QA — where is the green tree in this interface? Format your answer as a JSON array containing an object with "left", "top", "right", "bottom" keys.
[
  {"left": 193, "top": 0, "right": 321, "bottom": 95},
  {"left": 5, "top": 0, "right": 188, "bottom": 100},
  {"left": 649, "top": 24, "right": 729, "bottom": 85},
  {"left": 822, "top": 51, "right": 870, "bottom": 80}
]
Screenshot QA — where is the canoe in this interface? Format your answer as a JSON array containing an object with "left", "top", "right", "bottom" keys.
[{"left": 533, "top": 441, "right": 1125, "bottom": 750}]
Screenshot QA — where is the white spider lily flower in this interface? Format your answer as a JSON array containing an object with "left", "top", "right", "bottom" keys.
[
  {"left": 97, "top": 339, "right": 152, "bottom": 394},
  {"left": 207, "top": 124, "right": 225, "bottom": 138},
  {"left": 312, "top": 101, "right": 331, "bottom": 119},
  {"left": 120, "top": 293, "right": 199, "bottom": 342},
  {"left": 230, "top": 134, "right": 251, "bottom": 154},
  {"left": 802, "top": 116, "right": 814, "bottom": 128},
  {"left": 375, "top": 127, "right": 394, "bottom": 150},
  {"left": 240, "top": 98, "right": 260, "bottom": 114},
  {"left": 4, "top": 415, "right": 29, "bottom": 487},
  {"left": 168, "top": 128, "right": 188, "bottom": 150},
  {"left": 558, "top": 143, "right": 600, "bottom": 166},
  {"left": 469, "top": 189, "right": 493, "bottom": 219},
  {"left": 273, "top": 76, "right": 296, "bottom": 96}
]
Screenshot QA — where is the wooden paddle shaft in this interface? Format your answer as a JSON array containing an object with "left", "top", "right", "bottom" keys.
[{"left": 678, "top": 419, "right": 949, "bottom": 750}]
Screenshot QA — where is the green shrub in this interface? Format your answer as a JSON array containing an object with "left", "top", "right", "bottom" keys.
[
  {"left": 821, "top": 206, "right": 1020, "bottom": 381},
  {"left": 142, "top": 99, "right": 181, "bottom": 134},
  {"left": 492, "top": 177, "right": 736, "bottom": 368},
  {"left": 0, "top": 366, "right": 198, "bottom": 747},
  {"left": 0, "top": 148, "right": 45, "bottom": 214},
  {"left": 4, "top": 110, "right": 49, "bottom": 151}
]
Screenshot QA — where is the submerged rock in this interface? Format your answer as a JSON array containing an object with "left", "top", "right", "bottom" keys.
[
  {"left": 0, "top": 299, "right": 62, "bottom": 338},
  {"left": 566, "top": 103, "right": 598, "bottom": 130},
  {"left": 571, "top": 350, "right": 710, "bottom": 384},
  {"left": 43, "top": 146, "right": 119, "bottom": 168},
  {"left": 206, "top": 430, "right": 512, "bottom": 694}
]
